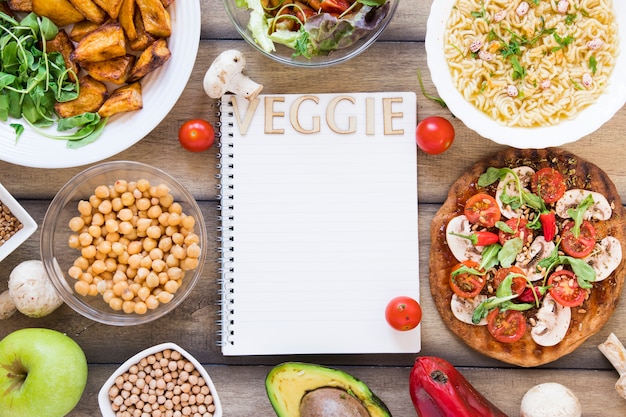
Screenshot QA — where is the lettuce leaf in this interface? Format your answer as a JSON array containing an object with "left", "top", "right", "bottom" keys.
[
  {"left": 238, "top": 0, "right": 276, "bottom": 53},
  {"left": 302, "top": 2, "right": 390, "bottom": 56}
]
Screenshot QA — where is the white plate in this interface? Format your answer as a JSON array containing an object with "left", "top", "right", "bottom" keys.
[
  {"left": 0, "top": 1, "right": 201, "bottom": 168},
  {"left": 426, "top": 0, "right": 626, "bottom": 148}
]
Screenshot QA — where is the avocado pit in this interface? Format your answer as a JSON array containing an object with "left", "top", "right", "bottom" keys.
[{"left": 300, "top": 387, "right": 371, "bottom": 417}]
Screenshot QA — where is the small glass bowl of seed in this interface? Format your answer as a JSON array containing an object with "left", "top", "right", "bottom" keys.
[
  {"left": 0, "top": 182, "right": 37, "bottom": 263},
  {"left": 98, "top": 342, "right": 222, "bottom": 417}
]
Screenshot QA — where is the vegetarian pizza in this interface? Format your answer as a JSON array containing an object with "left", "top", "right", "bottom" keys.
[{"left": 429, "top": 147, "right": 625, "bottom": 367}]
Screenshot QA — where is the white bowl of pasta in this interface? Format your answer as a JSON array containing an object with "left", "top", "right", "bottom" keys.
[{"left": 425, "top": 0, "right": 626, "bottom": 148}]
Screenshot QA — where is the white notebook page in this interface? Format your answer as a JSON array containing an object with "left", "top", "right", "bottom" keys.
[{"left": 219, "top": 92, "right": 420, "bottom": 355}]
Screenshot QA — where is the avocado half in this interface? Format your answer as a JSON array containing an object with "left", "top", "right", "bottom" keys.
[{"left": 265, "top": 362, "right": 392, "bottom": 417}]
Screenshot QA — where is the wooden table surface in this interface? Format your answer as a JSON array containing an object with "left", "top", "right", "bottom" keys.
[{"left": 2, "top": 0, "right": 626, "bottom": 416}]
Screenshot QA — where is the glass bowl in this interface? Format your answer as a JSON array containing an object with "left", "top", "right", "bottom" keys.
[
  {"left": 41, "top": 161, "right": 207, "bottom": 326},
  {"left": 222, "top": 0, "right": 398, "bottom": 67}
]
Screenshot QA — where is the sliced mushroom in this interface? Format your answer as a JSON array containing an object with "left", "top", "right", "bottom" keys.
[
  {"left": 495, "top": 166, "right": 535, "bottom": 219},
  {"left": 531, "top": 294, "right": 571, "bottom": 347},
  {"left": 555, "top": 189, "right": 612, "bottom": 221},
  {"left": 515, "top": 236, "right": 556, "bottom": 282},
  {"left": 445, "top": 215, "right": 483, "bottom": 263},
  {"left": 451, "top": 294, "right": 487, "bottom": 325},
  {"left": 584, "top": 236, "right": 623, "bottom": 282}
]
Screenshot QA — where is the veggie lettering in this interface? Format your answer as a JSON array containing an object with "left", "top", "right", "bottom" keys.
[
  {"left": 229, "top": 94, "right": 409, "bottom": 136},
  {"left": 409, "top": 356, "right": 508, "bottom": 417}
]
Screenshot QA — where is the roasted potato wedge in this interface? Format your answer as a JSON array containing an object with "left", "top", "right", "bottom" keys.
[
  {"left": 129, "top": 9, "right": 156, "bottom": 51},
  {"left": 32, "top": 0, "right": 84, "bottom": 26},
  {"left": 70, "top": 21, "right": 126, "bottom": 63},
  {"left": 6, "top": 0, "right": 32, "bottom": 12},
  {"left": 136, "top": 0, "right": 171, "bottom": 38},
  {"left": 68, "top": 0, "right": 107, "bottom": 23},
  {"left": 92, "top": 0, "right": 123, "bottom": 19},
  {"left": 69, "top": 20, "right": 103, "bottom": 42},
  {"left": 128, "top": 38, "right": 170, "bottom": 82},
  {"left": 0, "top": 2, "right": 16, "bottom": 16},
  {"left": 54, "top": 75, "right": 108, "bottom": 118},
  {"left": 81, "top": 55, "right": 135, "bottom": 85},
  {"left": 46, "top": 29, "right": 80, "bottom": 82},
  {"left": 117, "top": 0, "right": 137, "bottom": 41},
  {"left": 98, "top": 81, "right": 143, "bottom": 118}
]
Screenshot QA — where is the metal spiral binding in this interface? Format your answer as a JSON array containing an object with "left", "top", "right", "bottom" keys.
[{"left": 216, "top": 96, "right": 236, "bottom": 348}]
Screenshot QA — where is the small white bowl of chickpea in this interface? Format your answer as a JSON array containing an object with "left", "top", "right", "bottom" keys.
[
  {"left": 40, "top": 161, "right": 207, "bottom": 326},
  {"left": 98, "top": 342, "right": 222, "bottom": 417}
]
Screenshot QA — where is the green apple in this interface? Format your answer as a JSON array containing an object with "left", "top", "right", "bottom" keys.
[{"left": 0, "top": 328, "right": 88, "bottom": 417}]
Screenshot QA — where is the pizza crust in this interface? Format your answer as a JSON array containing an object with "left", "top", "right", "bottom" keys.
[{"left": 429, "top": 147, "right": 626, "bottom": 367}]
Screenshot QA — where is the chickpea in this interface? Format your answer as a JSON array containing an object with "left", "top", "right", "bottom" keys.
[
  {"left": 78, "top": 200, "right": 92, "bottom": 216},
  {"left": 122, "top": 300, "right": 136, "bottom": 314},
  {"left": 109, "top": 297, "right": 123, "bottom": 311},
  {"left": 136, "top": 198, "right": 151, "bottom": 211},
  {"left": 68, "top": 234, "right": 80, "bottom": 249},
  {"left": 69, "top": 216, "right": 85, "bottom": 232},
  {"left": 73, "top": 256, "right": 90, "bottom": 270},
  {"left": 94, "top": 185, "right": 110, "bottom": 199},
  {"left": 148, "top": 205, "right": 162, "bottom": 219},
  {"left": 111, "top": 197, "right": 124, "bottom": 212},
  {"left": 68, "top": 265, "right": 83, "bottom": 280},
  {"left": 92, "top": 212, "right": 105, "bottom": 226},
  {"left": 81, "top": 246, "right": 97, "bottom": 261}
]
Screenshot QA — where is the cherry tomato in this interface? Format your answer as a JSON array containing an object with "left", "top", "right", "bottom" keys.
[
  {"left": 385, "top": 296, "right": 422, "bottom": 331},
  {"left": 492, "top": 266, "right": 527, "bottom": 297},
  {"left": 498, "top": 217, "right": 534, "bottom": 246},
  {"left": 487, "top": 308, "right": 526, "bottom": 343},
  {"left": 464, "top": 193, "right": 501, "bottom": 228},
  {"left": 178, "top": 119, "right": 215, "bottom": 152},
  {"left": 415, "top": 116, "right": 455, "bottom": 155},
  {"left": 450, "top": 260, "right": 486, "bottom": 298},
  {"left": 560, "top": 220, "right": 596, "bottom": 258},
  {"left": 531, "top": 168, "right": 567, "bottom": 204},
  {"left": 548, "top": 270, "right": 587, "bottom": 307}
]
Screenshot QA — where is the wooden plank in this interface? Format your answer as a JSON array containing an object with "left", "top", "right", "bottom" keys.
[{"left": 74, "top": 364, "right": 626, "bottom": 416}]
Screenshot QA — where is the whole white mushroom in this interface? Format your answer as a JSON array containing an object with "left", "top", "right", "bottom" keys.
[
  {"left": 203, "top": 49, "right": 263, "bottom": 100},
  {"left": 4, "top": 260, "right": 64, "bottom": 318},
  {"left": 520, "top": 382, "right": 582, "bottom": 417}
]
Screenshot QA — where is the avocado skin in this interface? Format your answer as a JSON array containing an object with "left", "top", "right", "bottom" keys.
[{"left": 265, "top": 362, "right": 392, "bottom": 417}]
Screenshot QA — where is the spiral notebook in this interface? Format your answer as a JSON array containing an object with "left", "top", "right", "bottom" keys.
[{"left": 218, "top": 92, "right": 420, "bottom": 355}]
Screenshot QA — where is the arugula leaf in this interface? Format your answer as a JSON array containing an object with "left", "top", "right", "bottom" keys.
[
  {"left": 538, "top": 245, "right": 596, "bottom": 289},
  {"left": 417, "top": 69, "right": 447, "bottom": 108},
  {"left": 566, "top": 193, "right": 594, "bottom": 238},
  {"left": 479, "top": 243, "right": 501, "bottom": 270},
  {"left": 498, "top": 237, "right": 523, "bottom": 268},
  {"left": 357, "top": 0, "right": 386, "bottom": 5}
]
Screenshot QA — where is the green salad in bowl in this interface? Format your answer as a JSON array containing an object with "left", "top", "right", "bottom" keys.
[{"left": 224, "top": 0, "right": 397, "bottom": 66}]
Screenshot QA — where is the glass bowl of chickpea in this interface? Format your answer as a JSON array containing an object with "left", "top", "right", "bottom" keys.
[{"left": 40, "top": 161, "right": 207, "bottom": 326}]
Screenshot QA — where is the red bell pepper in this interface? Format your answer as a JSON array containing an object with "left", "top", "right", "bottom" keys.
[
  {"left": 409, "top": 356, "right": 509, "bottom": 417},
  {"left": 539, "top": 211, "right": 557, "bottom": 242}
]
